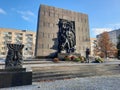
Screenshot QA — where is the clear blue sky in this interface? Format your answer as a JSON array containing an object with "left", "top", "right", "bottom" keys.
[{"left": 0, "top": 0, "right": 120, "bottom": 37}]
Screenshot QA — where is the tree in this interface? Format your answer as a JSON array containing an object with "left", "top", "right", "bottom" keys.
[{"left": 94, "top": 31, "right": 117, "bottom": 58}]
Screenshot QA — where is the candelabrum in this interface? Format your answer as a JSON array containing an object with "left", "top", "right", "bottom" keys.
[{"left": 5, "top": 44, "right": 24, "bottom": 69}]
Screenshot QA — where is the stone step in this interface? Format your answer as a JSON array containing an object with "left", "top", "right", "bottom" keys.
[
  {"left": 23, "top": 61, "right": 54, "bottom": 64},
  {"left": 33, "top": 68, "right": 120, "bottom": 78},
  {"left": 32, "top": 70, "right": 120, "bottom": 82},
  {"left": 32, "top": 64, "right": 120, "bottom": 82},
  {"left": 32, "top": 65, "right": 120, "bottom": 72},
  {"left": 32, "top": 73, "right": 95, "bottom": 82}
]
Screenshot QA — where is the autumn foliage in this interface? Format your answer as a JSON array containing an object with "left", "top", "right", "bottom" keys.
[{"left": 94, "top": 32, "right": 117, "bottom": 58}]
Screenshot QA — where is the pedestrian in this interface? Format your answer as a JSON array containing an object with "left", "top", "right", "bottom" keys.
[{"left": 86, "top": 48, "right": 90, "bottom": 63}]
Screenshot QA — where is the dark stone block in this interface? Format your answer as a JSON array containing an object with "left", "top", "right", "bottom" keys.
[
  {"left": 0, "top": 68, "right": 26, "bottom": 72},
  {"left": 0, "top": 68, "right": 32, "bottom": 88},
  {"left": 58, "top": 53, "right": 81, "bottom": 60}
]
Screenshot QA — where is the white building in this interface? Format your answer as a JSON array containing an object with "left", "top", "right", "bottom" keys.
[{"left": 0, "top": 28, "right": 36, "bottom": 58}]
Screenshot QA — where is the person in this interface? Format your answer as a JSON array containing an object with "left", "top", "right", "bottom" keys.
[{"left": 86, "top": 48, "right": 90, "bottom": 63}]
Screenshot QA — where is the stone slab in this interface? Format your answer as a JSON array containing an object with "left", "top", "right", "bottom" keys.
[
  {"left": 0, "top": 69, "right": 32, "bottom": 88},
  {"left": 0, "top": 68, "right": 26, "bottom": 72}
]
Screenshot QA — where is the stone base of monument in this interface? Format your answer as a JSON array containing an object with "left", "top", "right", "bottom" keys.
[
  {"left": 0, "top": 68, "right": 32, "bottom": 88},
  {"left": 58, "top": 53, "right": 81, "bottom": 60}
]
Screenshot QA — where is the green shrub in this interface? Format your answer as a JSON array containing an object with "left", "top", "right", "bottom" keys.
[
  {"left": 74, "top": 58, "right": 81, "bottom": 62},
  {"left": 78, "top": 56, "right": 86, "bottom": 63},
  {"left": 95, "top": 56, "right": 104, "bottom": 63}
]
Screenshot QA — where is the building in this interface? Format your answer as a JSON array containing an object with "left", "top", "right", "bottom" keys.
[
  {"left": 108, "top": 29, "right": 120, "bottom": 46},
  {"left": 90, "top": 38, "right": 97, "bottom": 56},
  {"left": 0, "top": 28, "right": 36, "bottom": 58},
  {"left": 35, "top": 4, "right": 90, "bottom": 58},
  {"left": 97, "top": 28, "right": 120, "bottom": 46}
]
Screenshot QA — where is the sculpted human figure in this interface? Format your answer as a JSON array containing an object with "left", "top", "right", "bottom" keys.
[{"left": 58, "top": 19, "right": 76, "bottom": 53}]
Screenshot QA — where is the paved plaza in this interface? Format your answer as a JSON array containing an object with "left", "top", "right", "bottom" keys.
[
  {"left": 0, "top": 59, "right": 120, "bottom": 90},
  {"left": 1, "top": 75, "right": 120, "bottom": 90}
]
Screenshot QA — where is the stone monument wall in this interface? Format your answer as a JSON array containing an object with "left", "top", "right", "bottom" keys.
[{"left": 35, "top": 4, "right": 90, "bottom": 58}]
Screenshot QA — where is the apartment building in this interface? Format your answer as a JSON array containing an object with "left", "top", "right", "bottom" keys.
[
  {"left": 0, "top": 28, "right": 36, "bottom": 58},
  {"left": 90, "top": 38, "right": 97, "bottom": 56}
]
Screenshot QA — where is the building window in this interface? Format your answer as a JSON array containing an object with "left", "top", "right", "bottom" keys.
[
  {"left": 81, "top": 18, "right": 83, "bottom": 22},
  {"left": 1, "top": 52, "right": 5, "bottom": 55},
  {"left": 40, "top": 32, "right": 43, "bottom": 37},
  {"left": 53, "top": 33, "right": 55, "bottom": 38},
  {"left": 9, "top": 37, "right": 12, "bottom": 39},
  {"left": 43, "top": 22, "right": 45, "bottom": 26},
  {"left": 43, "top": 33, "right": 44, "bottom": 37},
  {"left": 26, "top": 34, "right": 32, "bottom": 36},
  {"left": 79, "top": 46, "right": 81, "bottom": 50},
  {"left": 85, "top": 18, "right": 86, "bottom": 23},
  {"left": 42, "top": 44, "right": 44, "bottom": 48},
  {"left": 79, "top": 36, "right": 81, "bottom": 41},
  {"left": 48, "top": 33, "right": 50, "bottom": 38},
  {"left": 2, "top": 42, "right": 6, "bottom": 44},
  {"left": 78, "top": 27, "right": 80, "bottom": 31},
  {"left": 2, "top": 47, "right": 6, "bottom": 50},
  {"left": 45, "top": 12, "right": 48, "bottom": 16},
  {"left": 8, "top": 32, "right": 12, "bottom": 34},
  {"left": 83, "top": 36, "right": 84, "bottom": 41},
  {"left": 50, "top": 12, "right": 54, "bottom": 17},
  {"left": 50, "top": 23, "right": 54, "bottom": 27},
  {"left": 3, "top": 32, "right": 8, "bottom": 35},
  {"left": 49, "top": 11, "right": 50, "bottom": 16},
  {"left": 55, "top": 13, "right": 58, "bottom": 18},
  {"left": 83, "top": 46, "right": 85, "bottom": 50},
  {"left": 47, "top": 23, "right": 50, "bottom": 27},
  {"left": 48, "top": 44, "right": 49, "bottom": 48}
]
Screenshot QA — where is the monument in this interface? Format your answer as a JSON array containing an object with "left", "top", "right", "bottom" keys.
[
  {"left": 35, "top": 4, "right": 90, "bottom": 58},
  {"left": 5, "top": 44, "right": 24, "bottom": 69},
  {"left": 0, "top": 44, "right": 32, "bottom": 88},
  {"left": 58, "top": 19, "right": 76, "bottom": 53}
]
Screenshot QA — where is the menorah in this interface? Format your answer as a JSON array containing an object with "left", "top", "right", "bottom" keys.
[
  {"left": 0, "top": 44, "right": 32, "bottom": 88},
  {"left": 5, "top": 44, "right": 24, "bottom": 69}
]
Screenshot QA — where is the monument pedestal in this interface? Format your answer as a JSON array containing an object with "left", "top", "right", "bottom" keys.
[
  {"left": 0, "top": 68, "right": 32, "bottom": 88},
  {"left": 58, "top": 53, "right": 81, "bottom": 60}
]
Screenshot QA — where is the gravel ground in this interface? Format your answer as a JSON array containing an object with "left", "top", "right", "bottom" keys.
[{"left": 1, "top": 75, "right": 120, "bottom": 90}]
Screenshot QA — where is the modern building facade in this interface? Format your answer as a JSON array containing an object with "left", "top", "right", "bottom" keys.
[
  {"left": 35, "top": 4, "right": 90, "bottom": 58},
  {"left": 97, "top": 28, "right": 120, "bottom": 46},
  {"left": 108, "top": 29, "right": 120, "bottom": 46},
  {"left": 0, "top": 28, "right": 36, "bottom": 58}
]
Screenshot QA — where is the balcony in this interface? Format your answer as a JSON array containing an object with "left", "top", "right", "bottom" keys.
[{"left": 16, "top": 34, "right": 23, "bottom": 38}]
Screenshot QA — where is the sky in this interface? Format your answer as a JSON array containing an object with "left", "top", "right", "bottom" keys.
[{"left": 0, "top": 0, "right": 120, "bottom": 38}]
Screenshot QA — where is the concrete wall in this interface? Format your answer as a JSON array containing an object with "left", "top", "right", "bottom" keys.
[{"left": 35, "top": 4, "right": 90, "bottom": 58}]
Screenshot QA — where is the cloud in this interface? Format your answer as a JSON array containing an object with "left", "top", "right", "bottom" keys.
[
  {"left": 17, "top": 10, "right": 36, "bottom": 22},
  {"left": 22, "top": 16, "right": 30, "bottom": 21},
  {"left": 17, "top": 10, "right": 35, "bottom": 16},
  {"left": 92, "top": 28, "right": 112, "bottom": 35},
  {"left": 0, "top": 8, "right": 6, "bottom": 14},
  {"left": 108, "top": 23, "right": 120, "bottom": 29}
]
